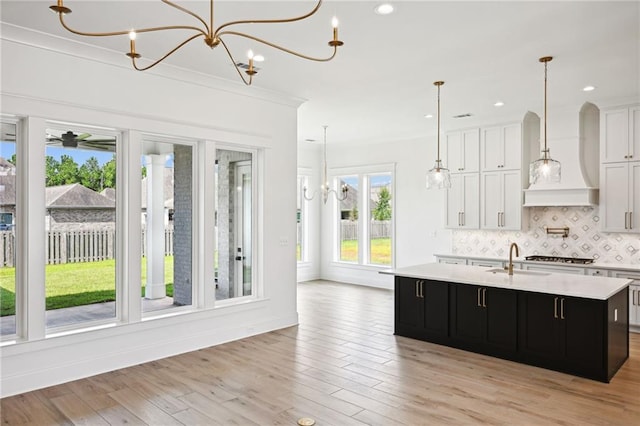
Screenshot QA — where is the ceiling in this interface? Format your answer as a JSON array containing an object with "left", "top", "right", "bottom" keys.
[{"left": 1, "top": 1, "right": 638, "bottom": 145}]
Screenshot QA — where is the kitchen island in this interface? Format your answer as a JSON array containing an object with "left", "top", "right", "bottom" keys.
[{"left": 382, "top": 263, "right": 631, "bottom": 382}]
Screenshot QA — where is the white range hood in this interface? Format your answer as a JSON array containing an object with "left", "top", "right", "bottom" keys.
[{"left": 523, "top": 103, "right": 600, "bottom": 207}]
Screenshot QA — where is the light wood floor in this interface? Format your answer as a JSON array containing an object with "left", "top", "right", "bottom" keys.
[{"left": 2, "top": 280, "right": 640, "bottom": 425}]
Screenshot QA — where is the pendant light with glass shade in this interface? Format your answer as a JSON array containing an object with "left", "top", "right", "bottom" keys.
[
  {"left": 529, "top": 56, "right": 561, "bottom": 184},
  {"left": 426, "top": 81, "right": 451, "bottom": 189}
]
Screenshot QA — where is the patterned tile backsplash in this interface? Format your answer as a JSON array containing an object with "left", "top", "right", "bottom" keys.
[{"left": 452, "top": 206, "right": 640, "bottom": 265}]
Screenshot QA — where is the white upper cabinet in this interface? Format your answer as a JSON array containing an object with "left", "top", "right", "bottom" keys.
[
  {"left": 601, "top": 106, "right": 640, "bottom": 163},
  {"left": 600, "top": 105, "right": 640, "bottom": 233},
  {"left": 446, "top": 173, "right": 479, "bottom": 229},
  {"left": 601, "top": 155, "right": 640, "bottom": 233},
  {"left": 480, "top": 123, "right": 522, "bottom": 171},
  {"left": 445, "top": 129, "right": 480, "bottom": 173},
  {"left": 480, "top": 170, "right": 522, "bottom": 230}
]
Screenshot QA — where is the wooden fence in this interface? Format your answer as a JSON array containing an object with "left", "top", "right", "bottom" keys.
[
  {"left": 340, "top": 220, "right": 391, "bottom": 241},
  {"left": 0, "top": 228, "right": 175, "bottom": 267}
]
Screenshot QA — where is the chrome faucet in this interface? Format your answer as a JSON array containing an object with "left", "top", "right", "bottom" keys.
[{"left": 506, "top": 242, "right": 520, "bottom": 276}]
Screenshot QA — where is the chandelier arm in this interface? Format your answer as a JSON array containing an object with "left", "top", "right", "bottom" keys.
[
  {"left": 218, "top": 37, "right": 254, "bottom": 86},
  {"left": 130, "top": 33, "right": 205, "bottom": 71},
  {"left": 218, "top": 30, "right": 338, "bottom": 62},
  {"left": 303, "top": 187, "right": 317, "bottom": 201},
  {"left": 214, "top": 0, "right": 322, "bottom": 36},
  {"left": 58, "top": 13, "right": 207, "bottom": 38},
  {"left": 161, "top": 0, "right": 211, "bottom": 35}
]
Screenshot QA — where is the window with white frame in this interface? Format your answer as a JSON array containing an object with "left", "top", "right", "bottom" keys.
[
  {"left": 0, "top": 120, "right": 17, "bottom": 337},
  {"left": 2, "top": 115, "right": 264, "bottom": 340},
  {"left": 334, "top": 166, "right": 394, "bottom": 267}
]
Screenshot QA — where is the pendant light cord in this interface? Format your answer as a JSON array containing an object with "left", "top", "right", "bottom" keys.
[{"left": 434, "top": 81, "right": 444, "bottom": 171}]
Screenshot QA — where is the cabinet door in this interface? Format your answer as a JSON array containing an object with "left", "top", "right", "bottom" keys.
[
  {"left": 445, "top": 131, "right": 463, "bottom": 172},
  {"left": 631, "top": 107, "right": 640, "bottom": 160},
  {"left": 630, "top": 162, "right": 640, "bottom": 233},
  {"left": 501, "top": 123, "right": 522, "bottom": 170},
  {"left": 518, "top": 292, "right": 563, "bottom": 360},
  {"left": 481, "top": 127, "right": 502, "bottom": 171},
  {"left": 480, "top": 172, "right": 501, "bottom": 229},
  {"left": 601, "top": 163, "right": 629, "bottom": 232},
  {"left": 423, "top": 280, "right": 449, "bottom": 336},
  {"left": 485, "top": 287, "right": 517, "bottom": 351},
  {"left": 601, "top": 108, "right": 629, "bottom": 163},
  {"left": 562, "top": 297, "right": 604, "bottom": 372},
  {"left": 630, "top": 284, "right": 640, "bottom": 326},
  {"left": 501, "top": 171, "right": 522, "bottom": 230},
  {"left": 395, "top": 277, "right": 424, "bottom": 330},
  {"left": 445, "top": 175, "right": 464, "bottom": 228},
  {"left": 461, "top": 173, "right": 479, "bottom": 228},
  {"left": 451, "top": 284, "right": 485, "bottom": 343},
  {"left": 461, "top": 128, "right": 480, "bottom": 173}
]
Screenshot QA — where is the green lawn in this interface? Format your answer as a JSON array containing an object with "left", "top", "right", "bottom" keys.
[
  {"left": 340, "top": 238, "right": 391, "bottom": 264},
  {"left": 0, "top": 257, "right": 174, "bottom": 316}
]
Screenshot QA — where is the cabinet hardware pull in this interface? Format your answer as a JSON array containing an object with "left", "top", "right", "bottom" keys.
[
  {"left": 625, "top": 212, "right": 629, "bottom": 230},
  {"left": 458, "top": 212, "right": 462, "bottom": 227},
  {"left": 477, "top": 288, "right": 482, "bottom": 307},
  {"left": 554, "top": 297, "right": 558, "bottom": 318},
  {"left": 560, "top": 298, "right": 565, "bottom": 320},
  {"left": 420, "top": 280, "right": 424, "bottom": 299},
  {"left": 633, "top": 290, "right": 636, "bottom": 306},
  {"left": 415, "top": 281, "right": 420, "bottom": 298},
  {"left": 497, "top": 212, "right": 501, "bottom": 227},
  {"left": 462, "top": 212, "right": 465, "bottom": 226},
  {"left": 631, "top": 212, "right": 633, "bottom": 229},
  {"left": 482, "top": 288, "right": 487, "bottom": 308},
  {"left": 625, "top": 155, "right": 629, "bottom": 159}
]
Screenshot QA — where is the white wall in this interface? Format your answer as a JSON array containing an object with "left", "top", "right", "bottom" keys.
[
  {"left": 1, "top": 25, "right": 300, "bottom": 396},
  {"left": 318, "top": 137, "right": 452, "bottom": 289}
]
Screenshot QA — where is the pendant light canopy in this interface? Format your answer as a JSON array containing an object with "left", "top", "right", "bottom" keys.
[
  {"left": 529, "top": 56, "right": 561, "bottom": 184},
  {"left": 426, "top": 81, "right": 451, "bottom": 190}
]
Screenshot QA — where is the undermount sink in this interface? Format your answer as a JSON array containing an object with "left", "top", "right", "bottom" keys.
[{"left": 485, "top": 268, "right": 550, "bottom": 276}]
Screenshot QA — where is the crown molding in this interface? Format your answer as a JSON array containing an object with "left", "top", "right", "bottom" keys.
[{"left": 0, "top": 22, "right": 306, "bottom": 109}]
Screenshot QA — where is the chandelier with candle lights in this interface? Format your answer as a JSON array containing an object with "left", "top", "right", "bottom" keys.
[{"left": 48, "top": 0, "right": 343, "bottom": 86}]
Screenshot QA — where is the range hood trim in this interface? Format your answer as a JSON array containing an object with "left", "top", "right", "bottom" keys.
[{"left": 523, "top": 187, "right": 599, "bottom": 207}]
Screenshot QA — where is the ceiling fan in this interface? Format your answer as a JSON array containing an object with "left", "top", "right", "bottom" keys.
[{"left": 46, "top": 130, "right": 116, "bottom": 151}]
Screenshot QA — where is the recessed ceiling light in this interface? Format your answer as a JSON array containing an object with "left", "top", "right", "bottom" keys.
[
  {"left": 583, "top": 85, "right": 595, "bottom": 92},
  {"left": 494, "top": 101, "right": 505, "bottom": 107},
  {"left": 424, "top": 114, "right": 433, "bottom": 119},
  {"left": 374, "top": 4, "right": 394, "bottom": 15}
]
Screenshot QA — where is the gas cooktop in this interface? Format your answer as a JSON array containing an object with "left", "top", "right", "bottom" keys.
[{"left": 524, "top": 255, "right": 595, "bottom": 265}]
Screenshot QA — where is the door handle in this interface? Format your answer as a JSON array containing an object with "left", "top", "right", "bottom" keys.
[
  {"left": 420, "top": 281, "right": 424, "bottom": 298},
  {"left": 625, "top": 212, "right": 629, "bottom": 230},
  {"left": 560, "top": 298, "right": 565, "bottom": 320},
  {"left": 477, "top": 287, "right": 482, "bottom": 307},
  {"left": 458, "top": 212, "right": 462, "bottom": 226},
  {"left": 554, "top": 297, "right": 558, "bottom": 319},
  {"left": 630, "top": 212, "right": 633, "bottom": 229},
  {"left": 497, "top": 212, "right": 501, "bottom": 227},
  {"left": 461, "top": 212, "right": 465, "bottom": 226},
  {"left": 633, "top": 290, "right": 636, "bottom": 306},
  {"left": 482, "top": 288, "right": 487, "bottom": 308},
  {"left": 235, "top": 256, "right": 245, "bottom": 261},
  {"left": 415, "top": 281, "right": 420, "bottom": 298}
]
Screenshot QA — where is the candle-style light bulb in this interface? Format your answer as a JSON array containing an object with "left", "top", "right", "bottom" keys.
[
  {"left": 329, "top": 16, "right": 343, "bottom": 47},
  {"left": 247, "top": 49, "right": 254, "bottom": 60},
  {"left": 126, "top": 30, "right": 141, "bottom": 59}
]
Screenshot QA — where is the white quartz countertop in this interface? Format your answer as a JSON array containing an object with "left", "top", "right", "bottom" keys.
[
  {"left": 435, "top": 253, "right": 640, "bottom": 273},
  {"left": 381, "top": 263, "right": 632, "bottom": 300}
]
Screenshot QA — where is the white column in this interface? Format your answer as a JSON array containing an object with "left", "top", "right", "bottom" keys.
[{"left": 145, "top": 154, "right": 166, "bottom": 299}]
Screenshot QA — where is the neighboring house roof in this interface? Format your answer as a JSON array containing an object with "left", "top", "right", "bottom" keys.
[
  {"left": 0, "top": 158, "right": 16, "bottom": 206},
  {"left": 101, "top": 187, "right": 116, "bottom": 201},
  {"left": 46, "top": 183, "right": 114, "bottom": 209}
]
